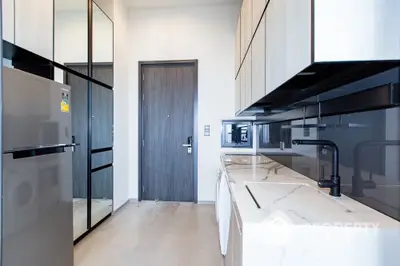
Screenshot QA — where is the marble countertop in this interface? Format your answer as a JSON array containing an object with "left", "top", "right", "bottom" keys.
[{"left": 221, "top": 154, "right": 400, "bottom": 228}]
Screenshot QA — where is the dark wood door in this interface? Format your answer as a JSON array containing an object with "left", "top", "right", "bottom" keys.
[
  {"left": 141, "top": 63, "right": 196, "bottom": 202},
  {"left": 65, "top": 64, "right": 113, "bottom": 199},
  {"left": 65, "top": 66, "right": 89, "bottom": 199}
]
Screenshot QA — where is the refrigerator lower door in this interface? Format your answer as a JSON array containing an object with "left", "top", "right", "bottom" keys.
[
  {"left": 2, "top": 67, "right": 73, "bottom": 266},
  {"left": 2, "top": 152, "right": 73, "bottom": 266}
]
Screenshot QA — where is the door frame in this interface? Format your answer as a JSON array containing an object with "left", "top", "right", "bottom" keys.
[{"left": 138, "top": 60, "right": 199, "bottom": 203}]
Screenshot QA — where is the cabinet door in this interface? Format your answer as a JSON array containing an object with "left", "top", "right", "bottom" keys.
[
  {"left": 265, "top": 0, "right": 286, "bottom": 95},
  {"left": 285, "top": 0, "right": 312, "bottom": 78},
  {"left": 265, "top": 0, "right": 312, "bottom": 95},
  {"left": 251, "top": 14, "right": 266, "bottom": 103},
  {"left": 240, "top": 1, "right": 246, "bottom": 62},
  {"left": 240, "top": 62, "right": 246, "bottom": 111},
  {"left": 15, "top": 0, "right": 53, "bottom": 60},
  {"left": 245, "top": 47, "right": 252, "bottom": 108},
  {"left": 235, "top": 16, "right": 241, "bottom": 74},
  {"left": 235, "top": 75, "right": 241, "bottom": 115},
  {"left": 225, "top": 210, "right": 235, "bottom": 266},
  {"left": 2, "top": 0, "right": 14, "bottom": 43},
  {"left": 244, "top": 0, "right": 253, "bottom": 50},
  {"left": 232, "top": 207, "right": 243, "bottom": 266},
  {"left": 252, "top": 0, "right": 266, "bottom": 33}
]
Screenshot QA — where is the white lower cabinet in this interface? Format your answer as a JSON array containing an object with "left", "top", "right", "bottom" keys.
[{"left": 226, "top": 200, "right": 243, "bottom": 266}]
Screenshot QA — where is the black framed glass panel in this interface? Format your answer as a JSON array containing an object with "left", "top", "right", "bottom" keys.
[
  {"left": 258, "top": 121, "right": 292, "bottom": 149},
  {"left": 92, "top": 1, "right": 113, "bottom": 86},
  {"left": 62, "top": 66, "right": 90, "bottom": 241},
  {"left": 54, "top": 0, "right": 88, "bottom": 78},
  {"left": 221, "top": 121, "right": 252, "bottom": 148}
]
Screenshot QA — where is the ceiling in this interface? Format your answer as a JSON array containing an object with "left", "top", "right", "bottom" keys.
[{"left": 123, "top": 0, "right": 241, "bottom": 8}]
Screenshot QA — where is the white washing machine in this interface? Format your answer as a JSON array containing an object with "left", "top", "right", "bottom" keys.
[
  {"left": 217, "top": 171, "right": 232, "bottom": 256},
  {"left": 215, "top": 169, "right": 223, "bottom": 222}
]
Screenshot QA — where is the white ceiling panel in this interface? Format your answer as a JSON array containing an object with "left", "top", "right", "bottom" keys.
[{"left": 123, "top": 0, "right": 241, "bottom": 8}]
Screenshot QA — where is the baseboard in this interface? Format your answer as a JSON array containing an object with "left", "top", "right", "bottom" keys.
[
  {"left": 197, "top": 201, "right": 215, "bottom": 205},
  {"left": 112, "top": 199, "right": 130, "bottom": 214}
]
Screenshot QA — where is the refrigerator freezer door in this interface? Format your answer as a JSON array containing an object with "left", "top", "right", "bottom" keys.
[
  {"left": 2, "top": 67, "right": 73, "bottom": 266},
  {"left": 2, "top": 67, "right": 71, "bottom": 151}
]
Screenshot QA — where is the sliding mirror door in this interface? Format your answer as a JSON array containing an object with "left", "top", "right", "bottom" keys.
[
  {"left": 54, "top": 0, "right": 89, "bottom": 241},
  {"left": 90, "top": 1, "right": 113, "bottom": 226}
]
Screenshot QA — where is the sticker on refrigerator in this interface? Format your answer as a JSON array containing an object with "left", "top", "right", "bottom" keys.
[{"left": 61, "top": 89, "right": 70, "bottom": 113}]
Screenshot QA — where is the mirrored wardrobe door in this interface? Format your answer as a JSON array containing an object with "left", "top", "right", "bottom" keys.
[
  {"left": 54, "top": 0, "right": 89, "bottom": 241},
  {"left": 93, "top": 1, "right": 113, "bottom": 86},
  {"left": 90, "top": 1, "right": 114, "bottom": 226}
]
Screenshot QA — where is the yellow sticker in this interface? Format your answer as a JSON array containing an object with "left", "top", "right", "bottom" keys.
[
  {"left": 61, "top": 89, "right": 70, "bottom": 113},
  {"left": 61, "top": 101, "right": 69, "bottom": 113}
]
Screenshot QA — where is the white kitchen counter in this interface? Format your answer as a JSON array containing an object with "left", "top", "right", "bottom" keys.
[{"left": 220, "top": 154, "right": 400, "bottom": 266}]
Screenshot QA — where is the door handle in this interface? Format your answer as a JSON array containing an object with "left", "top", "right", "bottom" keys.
[
  {"left": 183, "top": 136, "right": 193, "bottom": 154},
  {"left": 182, "top": 136, "right": 193, "bottom": 147}
]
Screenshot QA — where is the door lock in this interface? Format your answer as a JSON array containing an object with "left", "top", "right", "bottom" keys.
[{"left": 182, "top": 136, "right": 193, "bottom": 154}]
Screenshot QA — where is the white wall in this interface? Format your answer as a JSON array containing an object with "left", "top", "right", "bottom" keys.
[
  {"left": 113, "top": 0, "right": 130, "bottom": 210},
  {"left": 127, "top": 3, "right": 241, "bottom": 201}
]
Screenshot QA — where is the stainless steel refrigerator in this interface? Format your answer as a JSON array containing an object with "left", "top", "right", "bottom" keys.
[{"left": 2, "top": 67, "right": 74, "bottom": 266}]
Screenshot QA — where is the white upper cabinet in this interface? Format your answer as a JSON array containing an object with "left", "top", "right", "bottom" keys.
[
  {"left": 235, "top": 75, "right": 241, "bottom": 114},
  {"left": 251, "top": 14, "right": 266, "bottom": 103},
  {"left": 15, "top": 0, "right": 54, "bottom": 60},
  {"left": 234, "top": 0, "right": 400, "bottom": 116},
  {"left": 245, "top": 47, "right": 252, "bottom": 108},
  {"left": 266, "top": 0, "right": 311, "bottom": 95},
  {"left": 240, "top": 2, "right": 246, "bottom": 62},
  {"left": 235, "top": 16, "right": 241, "bottom": 74},
  {"left": 314, "top": 0, "right": 400, "bottom": 61},
  {"left": 252, "top": 0, "right": 266, "bottom": 34},
  {"left": 2, "top": 0, "right": 14, "bottom": 43},
  {"left": 240, "top": 63, "right": 246, "bottom": 111},
  {"left": 240, "top": 0, "right": 252, "bottom": 60},
  {"left": 265, "top": 0, "right": 286, "bottom": 96},
  {"left": 284, "top": 0, "right": 312, "bottom": 81}
]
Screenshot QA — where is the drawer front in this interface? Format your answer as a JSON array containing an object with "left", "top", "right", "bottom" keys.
[{"left": 92, "top": 151, "right": 113, "bottom": 169}]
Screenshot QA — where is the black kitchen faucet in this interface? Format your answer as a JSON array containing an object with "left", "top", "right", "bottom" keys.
[{"left": 292, "top": 139, "right": 341, "bottom": 197}]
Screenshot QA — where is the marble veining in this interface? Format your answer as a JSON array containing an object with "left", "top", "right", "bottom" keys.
[{"left": 221, "top": 154, "right": 400, "bottom": 266}]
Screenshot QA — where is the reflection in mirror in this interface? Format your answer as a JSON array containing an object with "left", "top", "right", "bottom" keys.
[
  {"left": 258, "top": 122, "right": 292, "bottom": 149},
  {"left": 54, "top": 0, "right": 88, "bottom": 83},
  {"left": 54, "top": 0, "right": 89, "bottom": 240},
  {"left": 221, "top": 121, "right": 252, "bottom": 148},
  {"left": 93, "top": 2, "right": 113, "bottom": 86},
  {"left": 51, "top": 65, "right": 89, "bottom": 241},
  {"left": 91, "top": 165, "right": 113, "bottom": 227},
  {"left": 93, "top": 0, "right": 114, "bottom": 21}
]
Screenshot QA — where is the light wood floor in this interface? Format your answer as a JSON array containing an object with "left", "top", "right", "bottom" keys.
[{"left": 74, "top": 202, "right": 224, "bottom": 266}]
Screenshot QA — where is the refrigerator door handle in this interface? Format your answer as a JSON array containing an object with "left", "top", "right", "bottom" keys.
[{"left": 3, "top": 143, "right": 79, "bottom": 159}]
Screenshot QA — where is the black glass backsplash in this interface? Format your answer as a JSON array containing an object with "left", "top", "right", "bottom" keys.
[
  {"left": 318, "top": 107, "right": 400, "bottom": 220},
  {"left": 258, "top": 67, "right": 400, "bottom": 221}
]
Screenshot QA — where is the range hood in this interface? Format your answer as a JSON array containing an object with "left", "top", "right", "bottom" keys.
[{"left": 239, "top": 0, "right": 400, "bottom": 116}]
